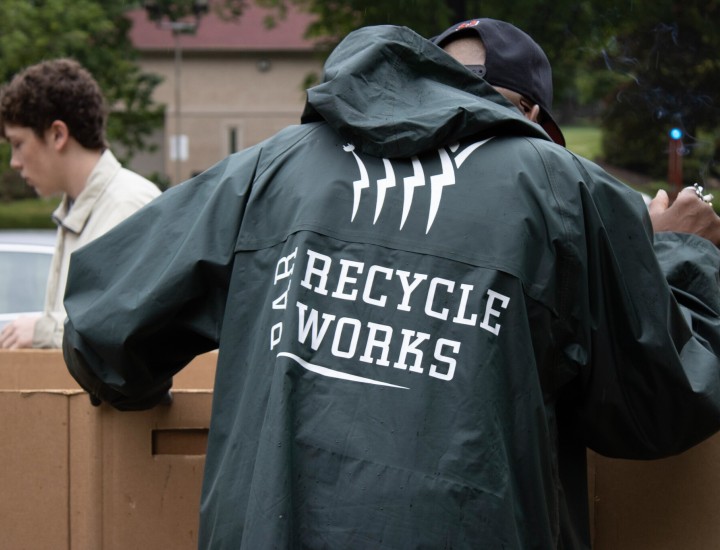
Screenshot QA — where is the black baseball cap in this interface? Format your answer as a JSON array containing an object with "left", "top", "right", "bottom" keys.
[{"left": 432, "top": 18, "right": 565, "bottom": 146}]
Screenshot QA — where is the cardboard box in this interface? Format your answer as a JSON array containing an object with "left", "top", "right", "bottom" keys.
[
  {"left": 8, "top": 350, "right": 720, "bottom": 549},
  {"left": 95, "top": 392, "right": 211, "bottom": 549},
  {"left": 0, "top": 349, "right": 217, "bottom": 391},
  {"left": 0, "top": 391, "right": 75, "bottom": 550},
  {"left": 0, "top": 350, "right": 216, "bottom": 550},
  {"left": 590, "top": 435, "right": 720, "bottom": 550}
]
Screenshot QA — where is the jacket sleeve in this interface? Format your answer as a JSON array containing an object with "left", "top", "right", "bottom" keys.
[
  {"left": 62, "top": 151, "right": 259, "bottom": 410},
  {"left": 34, "top": 187, "right": 160, "bottom": 350},
  {"left": 562, "top": 155, "right": 720, "bottom": 459},
  {"left": 32, "top": 312, "right": 65, "bottom": 349}
]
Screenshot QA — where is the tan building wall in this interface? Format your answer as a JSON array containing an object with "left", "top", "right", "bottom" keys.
[
  {"left": 128, "top": 50, "right": 322, "bottom": 185},
  {"left": 123, "top": 5, "right": 324, "bottom": 186}
]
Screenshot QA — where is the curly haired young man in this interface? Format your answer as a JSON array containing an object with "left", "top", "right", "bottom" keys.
[{"left": 0, "top": 59, "right": 160, "bottom": 349}]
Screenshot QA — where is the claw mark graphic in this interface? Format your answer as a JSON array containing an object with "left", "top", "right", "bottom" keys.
[
  {"left": 401, "top": 157, "right": 425, "bottom": 230},
  {"left": 452, "top": 138, "right": 493, "bottom": 168},
  {"left": 342, "top": 139, "right": 491, "bottom": 233},
  {"left": 427, "top": 149, "right": 455, "bottom": 233},
  {"left": 374, "top": 158, "right": 396, "bottom": 224},
  {"left": 344, "top": 144, "right": 369, "bottom": 221}
]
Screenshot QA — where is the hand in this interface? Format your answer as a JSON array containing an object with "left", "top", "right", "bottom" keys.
[
  {"left": 648, "top": 188, "right": 720, "bottom": 246},
  {"left": 0, "top": 316, "right": 40, "bottom": 349}
]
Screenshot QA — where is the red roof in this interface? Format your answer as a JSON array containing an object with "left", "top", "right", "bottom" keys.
[{"left": 127, "top": 2, "right": 318, "bottom": 52}]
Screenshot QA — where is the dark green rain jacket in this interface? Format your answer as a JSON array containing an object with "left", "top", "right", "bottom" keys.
[{"left": 63, "top": 25, "right": 720, "bottom": 549}]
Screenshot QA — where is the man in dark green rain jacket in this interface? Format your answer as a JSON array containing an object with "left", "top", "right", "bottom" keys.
[{"left": 63, "top": 19, "right": 720, "bottom": 550}]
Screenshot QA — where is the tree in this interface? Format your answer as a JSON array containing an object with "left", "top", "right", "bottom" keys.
[
  {"left": 253, "top": 0, "right": 613, "bottom": 113},
  {"left": 596, "top": 1, "right": 720, "bottom": 181},
  {"left": 0, "top": 0, "right": 164, "bottom": 198},
  {"left": 255, "top": 0, "right": 720, "bottom": 182},
  {"left": 143, "top": 0, "right": 249, "bottom": 22},
  {"left": 256, "top": 0, "right": 456, "bottom": 49}
]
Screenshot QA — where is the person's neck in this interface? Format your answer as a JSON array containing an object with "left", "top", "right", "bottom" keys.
[{"left": 63, "top": 147, "right": 104, "bottom": 201}]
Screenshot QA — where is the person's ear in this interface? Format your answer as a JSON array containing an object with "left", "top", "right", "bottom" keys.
[
  {"left": 47, "top": 120, "right": 70, "bottom": 151},
  {"left": 519, "top": 99, "right": 541, "bottom": 123},
  {"left": 527, "top": 104, "right": 541, "bottom": 123}
]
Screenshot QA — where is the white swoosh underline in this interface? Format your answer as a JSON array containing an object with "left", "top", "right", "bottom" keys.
[{"left": 277, "top": 352, "right": 409, "bottom": 390}]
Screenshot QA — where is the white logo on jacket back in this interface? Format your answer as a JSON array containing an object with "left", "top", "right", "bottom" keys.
[
  {"left": 268, "top": 244, "right": 511, "bottom": 390},
  {"left": 344, "top": 139, "right": 492, "bottom": 233}
]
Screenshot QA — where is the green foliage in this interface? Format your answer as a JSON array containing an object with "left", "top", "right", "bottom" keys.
[
  {"left": 256, "top": 0, "right": 455, "bottom": 52},
  {"left": 0, "top": 0, "right": 166, "bottom": 204},
  {"left": 563, "top": 125, "right": 602, "bottom": 161},
  {"left": 144, "top": 0, "right": 248, "bottom": 22},
  {"left": 146, "top": 171, "right": 173, "bottom": 191},
  {"left": 255, "top": 0, "right": 720, "bottom": 183},
  {"left": 0, "top": 198, "right": 60, "bottom": 229},
  {"left": 254, "top": 1, "right": 618, "bottom": 105},
  {"left": 144, "top": 0, "right": 210, "bottom": 22},
  {"left": 591, "top": 1, "right": 720, "bottom": 182},
  {"left": 0, "top": 168, "right": 34, "bottom": 202},
  {"left": 601, "top": 95, "right": 669, "bottom": 177},
  {"left": 0, "top": 0, "right": 164, "bottom": 165},
  {"left": 469, "top": 2, "right": 610, "bottom": 107}
]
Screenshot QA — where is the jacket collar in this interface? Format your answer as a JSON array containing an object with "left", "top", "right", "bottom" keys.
[{"left": 52, "top": 149, "right": 121, "bottom": 235}]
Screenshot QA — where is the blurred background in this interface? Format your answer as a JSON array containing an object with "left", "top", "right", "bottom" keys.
[{"left": 1, "top": 0, "right": 718, "bottom": 227}]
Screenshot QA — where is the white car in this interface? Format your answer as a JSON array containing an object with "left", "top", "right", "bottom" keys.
[{"left": 0, "top": 230, "right": 55, "bottom": 329}]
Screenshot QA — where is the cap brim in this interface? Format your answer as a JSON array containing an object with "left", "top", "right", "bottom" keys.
[{"left": 541, "top": 117, "right": 565, "bottom": 147}]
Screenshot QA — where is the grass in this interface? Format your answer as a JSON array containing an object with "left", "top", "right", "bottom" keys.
[
  {"left": 0, "top": 197, "right": 60, "bottom": 229},
  {"left": 563, "top": 125, "right": 603, "bottom": 161}
]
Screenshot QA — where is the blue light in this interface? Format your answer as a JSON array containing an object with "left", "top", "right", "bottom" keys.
[{"left": 669, "top": 128, "right": 683, "bottom": 140}]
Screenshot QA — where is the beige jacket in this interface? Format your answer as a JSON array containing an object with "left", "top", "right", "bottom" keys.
[{"left": 33, "top": 150, "right": 160, "bottom": 348}]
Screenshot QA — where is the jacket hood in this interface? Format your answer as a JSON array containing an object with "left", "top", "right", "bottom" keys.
[{"left": 301, "top": 25, "right": 552, "bottom": 158}]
